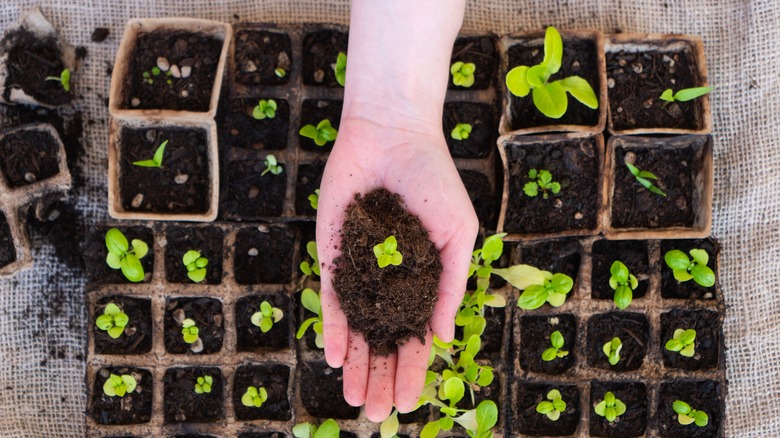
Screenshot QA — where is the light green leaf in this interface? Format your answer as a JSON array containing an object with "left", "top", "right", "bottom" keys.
[
  {"left": 107, "top": 326, "right": 124, "bottom": 339},
  {"left": 260, "top": 317, "right": 273, "bottom": 333},
  {"left": 614, "top": 286, "right": 632, "bottom": 310},
  {"left": 506, "top": 66, "right": 530, "bottom": 97},
  {"left": 481, "top": 233, "right": 505, "bottom": 265},
  {"left": 680, "top": 343, "right": 695, "bottom": 357},
  {"left": 542, "top": 26, "right": 563, "bottom": 74},
  {"left": 188, "top": 268, "right": 206, "bottom": 283},
  {"left": 691, "top": 264, "right": 716, "bottom": 287},
  {"left": 526, "top": 64, "right": 549, "bottom": 88},
  {"left": 492, "top": 264, "right": 547, "bottom": 290},
  {"left": 550, "top": 330, "right": 564, "bottom": 349},
  {"left": 452, "top": 409, "right": 478, "bottom": 432},
  {"left": 689, "top": 249, "right": 709, "bottom": 266},
  {"left": 673, "top": 269, "right": 694, "bottom": 282},
  {"left": 152, "top": 140, "right": 168, "bottom": 166},
  {"left": 475, "top": 400, "right": 498, "bottom": 432},
  {"left": 674, "top": 86, "right": 712, "bottom": 102},
  {"left": 183, "top": 250, "right": 201, "bottom": 267},
  {"left": 420, "top": 420, "right": 441, "bottom": 438},
  {"left": 614, "top": 399, "right": 626, "bottom": 416},
  {"left": 299, "top": 124, "right": 319, "bottom": 140},
  {"left": 301, "top": 288, "right": 321, "bottom": 314},
  {"left": 532, "top": 81, "right": 568, "bottom": 119},
  {"left": 610, "top": 261, "right": 629, "bottom": 284},
  {"left": 106, "top": 252, "right": 122, "bottom": 269},
  {"left": 523, "top": 181, "right": 539, "bottom": 197},
  {"left": 693, "top": 410, "right": 709, "bottom": 427},
  {"left": 660, "top": 89, "right": 675, "bottom": 102},
  {"left": 673, "top": 400, "right": 692, "bottom": 415},
  {"left": 380, "top": 410, "right": 399, "bottom": 438},
  {"left": 132, "top": 239, "right": 148, "bottom": 259},
  {"left": 678, "top": 413, "right": 696, "bottom": 425},
  {"left": 106, "top": 228, "right": 129, "bottom": 256},
  {"left": 594, "top": 400, "right": 606, "bottom": 416},
  {"left": 558, "top": 76, "right": 598, "bottom": 109},
  {"left": 120, "top": 255, "right": 145, "bottom": 282},
  {"left": 122, "top": 375, "right": 137, "bottom": 393},
  {"left": 547, "top": 291, "right": 567, "bottom": 307},
  {"left": 550, "top": 273, "right": 573, "bottom": 295},
  {"left": 443, "top": 377, "right": 465, "bottom": 405},
  {"left": 296, "top": 317, "right": 318, "bottom": 339},
  {"left": 517, "top": 285, "right": 548, "bottom": 310},
  {"left": 664, "top": 250, "right": 691, "bottom": 270},
  {"left": 293, "top": 423, "right": 314, "bottom": 438},
  {"left": 542, "top": 348, "right": 558, "bottom": 362},
  {"left": 666, "top": 338, "right": 684, "bottom": 352}
]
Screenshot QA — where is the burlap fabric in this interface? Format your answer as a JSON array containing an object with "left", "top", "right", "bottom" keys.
[{"left": 0, "top": 0, "right": 776, "bottom": 436}]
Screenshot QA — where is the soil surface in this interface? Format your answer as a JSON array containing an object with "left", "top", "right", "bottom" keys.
[
  {"left": 589, "top": 381, "right": 647, "bottom": 437},
  {"left": 333, "top": 189, "right": 443, "bottom": 355},
  {"left": 398, "top": 405, "right": 431, "bottom": 424},
  {"left": 299, "top": 99, "right": 342, "bottom": 152},
  {"left": 90, "top": 367, "right": 153, "bottom": 425},
  {"left": 121, "top": 30, "right": 223, "bottom": 111},
  {"left": 239, "top": 433, "right": 286, "bottom": 438},
  {"left": 92, "top": 296, "right": 152, "bottom": 355},
  {"left": 119, "top": 126, "right": 211, "bottom": 214},
  {"left": 513, "top": 382, "right": 580, "bottom": 436},
  {"left": 448, "top": 36, "right": 498, "bottom": 90},
  {"left": 443, "top": 102, "right": 497, "bottom": 158},
  {"left": 163, "top": 297, "right": 224, "bottom": 354},
  {"left": 0, "top": 128, "right": 60, "bottom": 188},
  {"left": 657, "top": 380, "right": 721, "bottom": 438},
  {"left": 459, "top": 169, "right": 497, "bottom": 229},
  {"left": 234, "top": 30, "right": 292, "bottom": 86},
  {"left": 234, "top": 226, "right": 296, "bottom": 284},
  {"left": 587, "top": 312, "right": 649, "bottom": 371},
  {"left": 163, "top": 367, "right": 224, "bottom": 423},
  {"left": 25, "top": 197, "right": 85, "bottom": 271},
  {"left": 661, "top": 238, "right": 719, "bottom": 299},
  {"left": 302, "top": 29, "right": 348, "bottom": 87},
  {"left": 519, "top": 238, "right": 581, "bottom": 291},
  {"left": 508, "top": 36, "right": 600, "bottom": 130},
  {"left": 233, "top": 363, "right": 292, "bottom": 421},
  {"left": 164, "top": 225, "right": 224, "bottom": 284},
  {"left": 296, "top": 160, "right": 325, "bottom": 216},
  {"left": 0, "top": 211, "right": 16, "bottom": 268},
  {"left": 660, "top": 309, "right": 720, "bottom": 370},
  {"left": 590, "top": 240, "right": 650, "bottom": 300},
  {"left": 2, "top": 28, "right": 73, "bottom": 106},
  {"left": 518, "top": 314, "right": 577, "bottom": 375},
  {"left": 236, "top": 293, "right": 292, "bottom": 351},
  {"left": 300, "top": 361, "right": 361, "bottom": 419},
  {"left": 611, "top": 145, "right": 697, "bottom": 229},
  {"left": 82, "top": 226, "right": 155, "bottom": 284},
  {"left": 222, "top": 98, "right": 290, "bottom": 151},
  {"left": 503, "top": 137, "right": 600, "bottom": 234},
  {"left": 607, "top": 46, "right": 704, "bottom": 131},
  {"left": 221, "top": 155, "right": 286, "bottom": 219}
]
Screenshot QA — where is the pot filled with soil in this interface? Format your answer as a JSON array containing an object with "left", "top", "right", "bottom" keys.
[
  {"left": 448, "top": 35, "right": 498, "bottom": 90},
  {"left": 163, "top": 224, "right": 224, "bottom": 284},
  {"left": 233, "top": 225, "right": 298, "bottom": 285},
  {"left": 512, "top": 381, "right": 581, "bottom": 436},
  {"left": 660, "top": 237, "right": 720, "bottom": 300},
  {"left": 220, "top": 148, "right": 291, "bottom": 221},
  {"left": 590, "top": 239, "right": 651, "bottom": 305},
  {"left": 589, "top": 381, "right": 648, "bottom": 437},
  {"left": 232, "top": 363, "right": 293, "bottom": 421},
  {"left": 163, "top": 366, "right": 225, "bottom": 423},
  {"left": 91, "top": 295, "right": 153, "bottom": 355},
  {"left": 302, "top": 25, "right": 348, "bottom": 88},
  {"left": 163, "top": 296, "right": 225, "bottom": 355},
  {"left": 444, "top": 101, "right": 499, "bottom": 159},
  {"left": 0, "top": 123, "right": 72, "bottom": 200},
  {"left": 82, "top": 224, "right": 155, "bottom": 285},
  {"left": 89, "top": 366, "right": 153, "bottom": 425},
  {"left": 656, "top": 380, "right": 722, "bottom": 437},
  {"left": 232, "top": 25, "right": 293, "bottom": 87},
  {"left": 222, "top": 96, "right": 291, "bottom": 151}
]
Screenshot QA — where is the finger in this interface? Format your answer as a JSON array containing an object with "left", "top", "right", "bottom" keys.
[
  {"left": 394, "top": 328, "right": 433, "bottom": 413},
  {"left": 365, "top": 351, "right": 397, "bottom": 422},
  {"left": 342, "top": 330, "right": 370, "bottom": 406}
]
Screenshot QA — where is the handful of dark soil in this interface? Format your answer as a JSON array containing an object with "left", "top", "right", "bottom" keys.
[{"left": 333, "top": 189, "right": 442, "bottom": 355}]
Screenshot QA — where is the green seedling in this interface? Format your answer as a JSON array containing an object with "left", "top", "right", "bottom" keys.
[
  {"left": 506, "top": 26, "right": 598, "bottom": 119},
  {"left": 105, "top": 228, "right": 148, "bottom": 283},
  {"left": 132, "top": 140, "right": 168, "bottom": 168},
  {"left": 182, "top": 250, "right": 208, "bottom": 283},
  {"left": 523, "top": 169, "right": 561, "bottom": 199},
  {"left": 45, "top": 68, "right": 71, "bottom": 92},
  {"left": 673, "top": 400, "right": 709, "bottom": 427},
  {"left": 457, "top": 234, "right": 508, "bottom": 341},
  {"left": 195, "top": 375, "right": 212, "bottom": 394},
  {"left": 594, "top": 391, "right": 626, "bottom": 423},
  {"left": 626, "top": 162, "right": 666, "bottom": 196},
  {"left": 241, "top": 386, "right": 268, "bottom": 408},
  {"left": 251, "top": 300, "right": 284, "bottom": 333},
  {"left": 451, "top": 123, "right": 473, "bottom": 140},
  {"left": 103, "top": 373, "right": 137, "bottom": 397},
  {"left": 664, "top": 249, "right": 716, "bottom": 287},
  {"left": 374, "top": 236, "right": 403, "bottom": 268},
  {"left": 308, "top": 189, "right": 320, "bottom": 210},
  {"left": 95, "top": 303, "right": 129, "bottom": 339},
  {"left": 252, "top": 99, "right": 277, "bottom": 120},
  {"left": 380, "top": 410, "right": 400, "bottom": 438},
  {"left": 665, "top": 328, "right": 697, "bottom": 357},
  {"left": 296, "top": 288, "right": 324, "bottom": 348},
  {"left": 450, "top": 61, "right": 476, "bottom": 88},
  {"left": 542, "top": 330, "right": 568, "bottom": 362},
  {"left": 274, "top": 68, "right": 286, "bottom": 78},
  {"left": 333, "top": 52, "right": 347, "bottom": 86},
  {"left": 516, "top": 270, "right": 574, "bottom": 310},
  {"left": 300, "top": 241, "right": 321, "bottom": 277},
  {"left": 660, "top": 87, "right": 712, "bottom": 103},
  {"left": 299, "top": 119, "right": 338, "bottom": 146},
  {"left": 431, "top": 335, "right": 495, "bottom": 405},
  {"left": 142, "top": 66, "right": 173, "bottom": 85},
  {"left": 419, "top": 386, "right": 498, "bottom": 438},
  {"left": 603, "top": 337, "right": 622, "bottom": 366},
  {"left": 181, "top": 318, "right": 199, "bottom": 344},
  {"left": 262, "top": 154, "right": 283, "bottom": 176},
  {"left": 536, "top": 389, "right": 566, "bottom": 421},
  {"left": 293, "top": 419, "right": 341, "bottom": 438},
  {"left": 609, "top": 261, "right": 638, "bottom": 310}
]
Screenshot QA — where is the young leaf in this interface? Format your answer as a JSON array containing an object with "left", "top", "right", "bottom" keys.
[
  {"left": 380, "top": 410, "right": 399, "bottom": 438},
  {"left": 532, "top": 82, "right": 568, "bottom": 119},
  {"left": 517, "top": 285, "right": 548, "bottom": 310},
  {"left": 542, "top": 26, "right": 563, "bottom": 75},
  {"left": 301, "top": 288, "right": 321, "bottom": 315},
  {"left": 506, "top": 65, "right": 530, "bottom": 97},
  {"left": 660, "top": 89, "right": 675, "bottom": 102},
  {"left": 475, "top": 400, "right": 498, "bottom": 432},
  {"left": 106, "top": 228, "right": 129, "bottom": 256},
  {"left": 674, "top": 86, "right": 712, "bottom": 102},
  {"left": 691, "top": 264, "right": 716, "bottom": 287},
  {"left": 664, "top": 250, "right": 690, "bottom": 270},
  {"left": 120, "top": 255, "right": 145, "bottom": 282},
  {"left": 558, "top": 76, "right": 598, "bottom": 108},
  {"left": 550, "top": 331, "right": 564, "bottom": 349}
]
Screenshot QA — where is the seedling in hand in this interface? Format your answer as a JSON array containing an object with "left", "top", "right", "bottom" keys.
[
  {"left": 524, "top": 169, "right": 561, "bottom": 199},
  {"left": 194, "top": 375, "right": 212, "bottom": 394},
  {"left": 105, "top": 228, "right": 148, "bottom": 282},
  {"left": 603, "top": 337, "right": 622, "bottom": 365},
  {"left": 451, "top": 123, "right": 473, "bottom": 140},
  {"left": 252, "top": 99, "right": 277, "bottom": 120},
  {"left": 594, "top": 391, "right": 626, "bottom": 423},
  {"left": 299, "top": 119, "right": 338, "bottom": 146},
  {"left": 673, "top": 400, "right": 709, "bottom": 427},
  {"left": 95, "top": 303, "right": 129, "bottom": 339},
  {"left": 299, "top": 241, "right": 321, "bottom": 277},
  {"left": 450, "top": 61, "right": 476, "bottom": 88},
  {"left": 536, "top": 389, "right": 567, "bottom": 421},
  {"left": 45, "top": 68, "right": 71, "bottom": 92},
  {"left": 103, "top": 373, "right": 137, "bottom": 397},
  {"left": 374, "top": 235, "right": 403, "bottom": 268},
  {"left": 660, "top": 87, "right": 712, "bottom": 103},
  {"left": 542, "top": 330, "right": 569, "bottom": 361},
  {"left": 182, "top": 250, "right": 208, "bottom": 283},
  {"left": 626, "top": 162, "right": 666, "bottom": 196},
  {"left": 296, "top": 288, "right": 324, "bottom": 348},
  {"left": 665, "top": 328, "right": 696, "bottom": 357},
  {"left": 251, "top": 300, "right": 284, "bottom": 333},
  {"left": 181, "top": 318, "right": 200, "bottom": 344},
  {"left": 262, "top": 154, "right": 283, "bottom": 176},
  {"left": 664, "top": 249, "right": 716, "bottom": 287},
  {"left": 516, "top": 270, "right": 574, "bottom": 310},
  {"left": 609, "top": 260, "right": 638, "bottom": 310},
  {"left": 132, "top": 140, "right": 168, "bottom": 168},
  {"left": 333, "top": 52, "right": 347, "bottom": 86},
  {"left": 293, "top": 419, "right": 341, "bottom": 438},
  {"left": 506, "top": 26, "right": 598, "bottom": 118},
  {"left": 308, "top": 189, "right": 320, "bottom": 210},
  {"left": 241, "top": 386, "right": 268, "bottom": 408}
]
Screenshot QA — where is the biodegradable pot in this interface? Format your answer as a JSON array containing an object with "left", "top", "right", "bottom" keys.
[
  {"left": 499, "top": 29, "right": 607, "bottom": 135},
  {"left": 108, "top": 117, "right": 219, "bottom": 222},
  {"left": 0, "top": 207, "right": 31, "bottom": 278},
  {"left": 109, "top": 18, "right": 232, "bottom": 119},
  {"left": 605, "top": 34, "right": 711, "bottom": 135},
  {"left": 604, "top": 135, "right": 713, "bottom": 239}
]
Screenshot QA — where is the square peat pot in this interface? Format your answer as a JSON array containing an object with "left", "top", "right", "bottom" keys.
[
  {"left": 109, "top": 18, "right": 232, "bottom": 119},
  {"left": 499, "top": 29, "right": 607, "bottom": 135},
  {"left": 108, "top": 117, "right": 219, "bottom": 222},
  {"left": 233, "top": 363, "right": 293, "bottom": 421},
  {"left": 448, "top": 35, "right": 499, "bottom": 90},
  {"left": 231, "top": 25, "right": 293, "bottom": 87},
  {"left": 512, "top": 381, "right": 581, "bottom": 436},
  {"left": 589, "top": 381, "right": 648, "bottom": 437},
  {"left": 89, "top": 366, "right": 153, "bottom": 425},
  {"left": 605, "top": 34, "right": 711, "bottom": 135},
  {"left": 657, "top": 380, "right": 722, "bottom": 437},
  {"left": 497, "top": 133, "right": 605, "bottom": 240},
  {"left": 164, "top": 225, "right": 225, "bottom": 284},
  {"left": 604, "top": 135, "right": 713, "bottom": 239},
  {"left": 91, "top": 296, "right": 153, "bottom": 355},
  {"left": 163, "top": 366, "right": 225, "bottom": 423},
  {"left": 0, "top": 207, "right": 31, "bottom": 278},
  {"left": 302, "top": 25, "right": 348, "bottom": 88}
]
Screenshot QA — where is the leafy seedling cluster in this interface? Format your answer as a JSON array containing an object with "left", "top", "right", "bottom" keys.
[
  {"left": 181, "top": 318, "right": 200, "bottom": 344},
  {"left": 252, "top": 99, "right": 277, "bottom": 120},
  {"left": 333, "top": 52, "right": 347, "bottom": 87},
  {"left": 609, "top": 260, "right": 638, "bottom": 310},
  {"left": 373, "top": 235, "right": 403, "bottom": 268},
  {"left": 673, "top": 400, "right": 709, "bottom": 427},
  {"left": 523, "top": 169, "right": 561, "bottom": 199},
  {"left": 297, "top": 287, "right": 324, "bottom": 349},
  {"left": 603, "top": 337, "right": 622, "bottom": 366},
  {"left": 293, "top": 419, "right": 341, "bottom": 438},
  {"left": 103, "top": 373, "right": 137, "bottom": 398},
  {"left": 542, "top": 330, "right": 568, "bottom": 362},
  {"left": 451, "top": 61, "right": 476, "bottom": 88},
  {"left": 251, "top": 301, "right": 284, "bottom": 333},
  {"left": 241, "top": 386, "right": 268, "bottom": 408},
  {"left": 142, "top": 66, "right": 173, "bottom": 85},
  {"left": 194, "top": 375, "right": 212, "bottom": 394},
  {"left": 664, "top": 249, "right": 716, "bottom": 287},
  {"left": 182, "top": 250, "right": 208, "bottom": 283},
  {"left": 516, "top": 269, "right": 574, "bottom": 310},
  {"left": 299, "top": 119, "right": 338, "bottom": 146},
  {"left": 451, "top": 123, "right": 473, "bottom": 140},
  {"left": 626, "top": 162, "right": 666, "bottom": 196},
  {"left": 45, "top": 68, "right": 71, "bottom": 92},
  {"left": 95, "top": 303, "right": 129, "bottom": 339},
  {"left": 594, "top": 391, "right": 626, "bottom": 423},
  {"left": 105, "top": 228, "right": 148, "bottom": 282},
  {"left": 308, "top": 189, "right": 320, "bottom": 210},
  {"left": 660, "top": 86, "right": 712, "bottom": 103},
  {"left": 665, "top": 328, "right": 697, "bottom": 357},
  {"left": 299, "top": 241, "right": 321, "bottom": 277},
  {"left": 262, "top": 154, "right": 283, "bottom": 176},
  {"left": 132, "top": 140, "right": 168, "bottom": 168},
  {"left": 536, "top": 389, "right": 567, "bottom": 421}
]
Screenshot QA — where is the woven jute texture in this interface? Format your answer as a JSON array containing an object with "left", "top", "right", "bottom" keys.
[{"left": 0, "top": 0, "right": 777, "bottom": 436}]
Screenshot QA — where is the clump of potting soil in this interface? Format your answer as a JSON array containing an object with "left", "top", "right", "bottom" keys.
[{"left": 333, "top": 189, "right": 442, "bottom": 355}]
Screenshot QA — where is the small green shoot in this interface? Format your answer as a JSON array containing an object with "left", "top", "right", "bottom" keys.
[
  {"left": 374, "top": 236, "right": 403, "bottom": 268},
  {"left": 142, "top": 66, "right": 173, "bottom": 85},
  {"left": 252, "top": 99, "right": 277, "bottom": 120},
  {"left": 594, "top": 391, "right": 626, "bottom": 423},
  {"left": 251, "top": 300, "right": 284, "bottom": 333},
  {"left": 293, "top": 419, "right": 341, "bottom": 438},
  {"left": 299, "top": 119, "right": 338, "bottom": 146},
  {"left": 536, "top": 389, "right": 566, "bottom": 421},
  {"left": 308, "top": 189, "right": 320, "bottom": 210},
  {"left": 105, "top": 228, "right": 148, "bottom": 282},
  {"left": 241, "top": 386, "right": 268, "bottom": 408},
  {"left": 333, "top": 52, "right": 347, "bottom": 87},
  {"left": 132, "top": 140, "right": 168, "bottom": 168},
  {"left": 103, "top": 373, "right": 137, "bottom": 397},
  {"left": 603, "top": 337, "right": 622, "bottom": 366},
  {"left": 673, "top": 400, "right": 709, "bottom": 427},
  {"left": 665, "top": 328, "right": 696, "bottom": 357},
  {"left": 516, "top": 271, "right": 574, "bottom": 310},
  {"left": 262, "top": 154, "right": 283, "bottom": 176},
  {"left": 274, "top": 68, "right": 286, "bottom": 78},
  {"left": 182, "top": 250, "right": 208, "bottom": 283},
  {"left": 523, "top": 169, "right": 561, "bottom": 199},
  {"left": 450, "top": 61, "right": 476, "bottom": 88},
  {"left": 660, "top": 87, "right": 712, "bottom": 103},
  {"left": 45, "top": 68, "right": 71, "bottom": 92},
  {"left": 296, "top": 288, "right": 324, "bottom": 348},
  {"left": 95, "top": 303, "right": 129, "bottom": 339},
  {"left": 195, "top": 375, "right": 212, "bottom": 394},
  {"left": 542, "top": 330, "right": 568, "bottom": 362},
  {"left": 300, "top": 241, "right": 321, "bottom": 277},
  {"left": 626, "top": 162, "right": 666, "bottom": 196},
  {"left": 609, "top": 261, "right": 638, "bottom": 310},
  {"left": 379, "top": 410, "right": 400, "bottom": 438},
  {"left": 181, "top": 318, "right": 199, "bottom": 344},
  {"left": 664, "top": 249, "right": 716, "bottom": 287},
  {"left": 451, "top": 123, "right": 473, "bottom": 140}
]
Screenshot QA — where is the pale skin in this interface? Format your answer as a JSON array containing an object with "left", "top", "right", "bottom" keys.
[{"left": 316, "top": 0, "right": 475, "bottom": 423}]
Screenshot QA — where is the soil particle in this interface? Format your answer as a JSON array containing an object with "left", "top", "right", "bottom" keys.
[{"left": 91, "top": 27, "right": 110, "bottom": 43}]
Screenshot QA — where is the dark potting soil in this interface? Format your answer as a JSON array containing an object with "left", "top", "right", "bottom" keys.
[
  {"left": 589, "top": 381, "right": 647, "bottom": 437},
  {"left": 513, "top": 382, "right": 580, "bottom": 436},
  {"left": 660, "top": 238, "right": 719, "bottom": 299},
  {"left": 660, "top": 309, "right": 720, "bottom": 370},
  {"left": 300, "top": 99, "right": 342, "bottom": 152},
  {"left": 171, "top": 435, "right": 216, "bottom": 438},
  {"left": 234, "top": 30, "right": 292, "bottom": 86},
  {"left": 333, "top": 189, "right": 443, "bottom": 356},
  {"left": 91, "top": 27, "right": 110, "bottom": 43},
  {"left": 657, "top": 380, "right": 721, "bottom": 438},
  {"left": 590, "top": 240, "right": 650, "bottom": 300},
  {"left": 92, "top": 296, "right": 152, "bottom": 355},
  {"left": 82, "top": 226, "right": 154, "bottom": 284},
  {"left": 222, "top": 98, "right": 290, "bottom": 151},
  {"left": 611, "top": 145, "right": 697, "bottom": 229},
  {"left": 503, "top": 137, "right": 600, "bottom": 234},
  {"left": 0, "top": 128, "right": 60, "bottom": 188},
  {"left": 302, "top": 29, "right": 348, "bottom": 87},
  {"left": 443, "top": 102, "right": 497, "bottom": 158},
  {"left": 163, "top": 297, "right": 224, "bottom": 354},
  {"left": 508, "top": 36, "right": 600, "bottom": 130},
  {"left": 121, "top": 30, "right": 223, "bottom": 111},
  {"left": 90, "top": 367, "right": 153, "bottom": 425},
  {"left": 295, "top": 160, "right": 325, "bottom": 216},
  {"left": 221, "top": 156, "right": 287, "bottom": 219},
  {"left": 459, "top": 169, "right": 498, "bottom": 230},
  {"left": 238, "top": 433, "right": 286, "bottom": 438},
  {"left": 234, "top": 226, "right": 296, "bottom": 284},
  {"left": 398, "top": 405, "right": 431, "bottom": 424},
  {"left": 519, "top": 238, "right": 581, "bottom": 290},
  {"left": 233, "top": 363, "right": 292, "bottom": 421},
  {"left": 607, "top": 47, "right": 703, "bottom": 131},
  {"left": 300, "top": 361, "right": 360, "bottom": 419},
  {"left": 119, "top": 126, "right": 211, "bottom": 214},
  {"left": 164, "top": 225, "right": 224, "bottom": 284},
  {"left": 448, "top": 36, "right": 498, "bottom": 90},
  {"left": 518, "top": 314, "right": 577, "bottom": 375},
  {"left": 587, "top": 312, "right": 649, "bottom": 372},
  {"left": 163, "top": 367, "right": 224, "bottom": 423},
  {"left": 25, "top": 197, "right": 85, "bottom": 271},
  {"left": 2, "top": 28, "right": 73, "bottom": 106},
  {"left": 236, "top": 293, "right": 293, "bottom": 351},
  {"left": 0, "top": 211, "right": 16, "bottom": 268}
]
